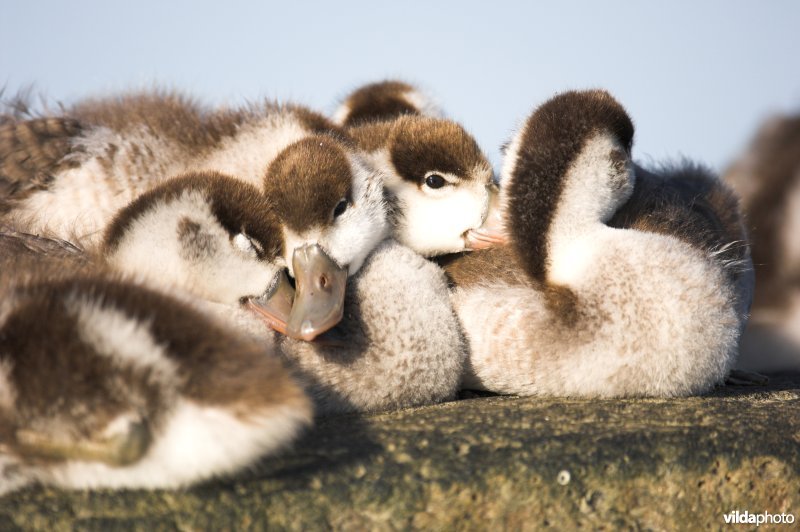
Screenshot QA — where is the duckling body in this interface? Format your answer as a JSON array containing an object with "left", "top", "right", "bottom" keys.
[
  {"left": 0, "top": 233, "right": 311, "bottom": 495},
  {"left": 0, "top": 91, "right": 340, "bottom": 247},
  {"left": 279, "top": 239, "right": 466, "bottom": 414},
  {"left": 441, "top": 90, "right": 750, "bottom": 397},
  {"left": 724, "top": 114, "right": 800, "bottom": 371}
]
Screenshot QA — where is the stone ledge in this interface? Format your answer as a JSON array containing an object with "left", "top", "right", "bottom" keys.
[{"left": 2, "top": 373, "right": 799, "bottom": 531}]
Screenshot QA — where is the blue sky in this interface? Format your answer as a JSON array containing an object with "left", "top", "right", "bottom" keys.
[{"left": 2, "top": 1, "right": 798, "bottom": 171}]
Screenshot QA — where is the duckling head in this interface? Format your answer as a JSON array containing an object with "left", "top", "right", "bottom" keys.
[
  {"left": 262, "top": 136, "right": 390, "bottom": 340},
  {"left": 333, "top": 79, "right": 443, "bottom": 127},
  {"left": 102, "top": 172, "right": 334, "bottom": 339},
  {"left": 263, "top": 135, "right": 390, "bottom": 277},
  {"left": 103, "top": 172, "right": 282, "bottom": 303},
  {"left": 379, "top": 115, "right": 503, "bottom": 256}
]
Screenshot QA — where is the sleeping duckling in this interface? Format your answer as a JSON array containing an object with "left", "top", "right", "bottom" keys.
[
  {"left": 0, "top": 231, "right": 311, "bottom": 495},
  {"left": 333, "top": 79, "right": 443, "bottom": 127},
  {"left": 724, "top": 113, "right": 800, "bottom": 371},
  {"left": 440, "top": 90, "right": 750, "bottom": 397},
  {"left": 0, "top": 90, "right": 342, "bottom": 247}
]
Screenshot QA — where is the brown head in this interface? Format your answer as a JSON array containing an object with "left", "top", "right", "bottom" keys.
[{"left": 349, "top": 115, "right": 499, "bottom": 256}]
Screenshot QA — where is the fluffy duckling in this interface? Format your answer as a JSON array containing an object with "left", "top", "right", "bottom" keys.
[
  {"left": 333, "top": 79, "right": 443, "bottom": 127},
  {"left": 261, "top": 134, "right": 389, "bottom": 282},
  {"left": 0, "top": 90, "right": 341, "bottom": 247},
  {"left": 0, "top": 232, "right": 311, "bottom": 495},
  {"left": 278, "top": 239, "right": 466, "bottom": 415},
  {"left": 440, "top": 90, "right": 749, "bottom": 398},
  {"left": 334, "top": 80, "right": 504, "bottom": 256},
  {"left": 724, "top": 113, "right": 800, "bottom": 371}
]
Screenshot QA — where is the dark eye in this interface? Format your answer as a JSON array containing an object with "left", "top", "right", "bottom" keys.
[
  {"left": 425, "top": 174, "right": 446, "bottom": 189},
  {"left": 333, "top": 199, "right": 348, "bottom": 218}
]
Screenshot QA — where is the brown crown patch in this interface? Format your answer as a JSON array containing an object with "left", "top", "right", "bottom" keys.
[
  {"left": 389, "top": 116, "right": 489, "bottom": 185},
  {"left": 287, "top": 104, "right": 346, "bottom": 137},
  {"left": 263, "top": 136, "right": 353, "bottom": 233},
  {"left": 340, "top": 80, "right": 420, "bottom": 127},
  {"left": 347, "top": 121, "right": 395, "bottom": 153},
  {"left": 506, "top": 90, "right": 635, "bottom": 283},
  {"left": 104, "top": 171, "right": 282, "bottom": 260}
]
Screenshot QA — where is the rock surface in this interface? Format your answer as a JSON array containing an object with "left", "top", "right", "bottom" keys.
[{"left": 2, "top": 373, "right": 799, "bottom": 531}]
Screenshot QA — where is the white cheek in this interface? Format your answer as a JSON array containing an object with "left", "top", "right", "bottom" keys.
[
  {"left": 321, "top": 157, "right": 390, "bottom": 275},
  {"left": 322, "top": 202, "right": 390, "bottom": 275},
  {"left": 394, "top": 183, "right": 487, "bottom": 256},
  {"left": 205, "top": 247, "right": 277, "bottom": 304}
]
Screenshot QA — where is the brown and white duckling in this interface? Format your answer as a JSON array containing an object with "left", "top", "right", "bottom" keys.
[
  {"left": 334, "top": 80, "right": 505, "bottom": 256},
  {"left": 440, "top": 90, "right": 749, "bottom": 398},
  {"left": 0, "top": 90, "right": 341, "bottom": 247},
  {"left": 724, "top": 113, "right": 800, "bottom": 371},
  {"left": 261, "top": 135, "right": 389, "bottom": 287},
  {"left": 332, "top": 79, "right": 443, "bottom": 127},
  {"left": 278, "top": 238, "right": 466, "bottom": 415},
  {"left": 0, "top": 232, "right": 311, "bottom": 495}
]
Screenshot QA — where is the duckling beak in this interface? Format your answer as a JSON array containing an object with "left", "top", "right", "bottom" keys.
[
  {"left": 464, "top": 227, "right": 507, "bottom": 250},
  {"left": 286, "top": 243, "right": 347, "bottom": 341},
  {"left": 464, "top": 184, "right": 508, "bottom": 250},
  {"left": 245, "top": 270, "right": 296, "bottom": 334}
]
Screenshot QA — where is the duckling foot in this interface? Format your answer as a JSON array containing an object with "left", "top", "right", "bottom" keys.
[{"left": 725, "top": 369, "right": 769, "bottom": 386}]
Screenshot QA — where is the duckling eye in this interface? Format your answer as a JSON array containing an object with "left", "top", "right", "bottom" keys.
[
  {"left": 233, "top": 232, "right": 263, "bottom": 258},
  {"left": 425, "top": 174, "right": 446, "bottom": 189},
  {"left": 333, "top": 199, "right": 348, "bottom": 219}
]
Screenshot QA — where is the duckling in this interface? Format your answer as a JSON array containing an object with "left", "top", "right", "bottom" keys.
[
  {"left": 262, "top": 135, "right": 389, "bottom": 276},
  {"left": 347, "top": 114, "right": 502, "bottom": 256},
  {"left": 440, "top": 90, "right": 748, "bottom": 398},
  {"left": 333, "top": 80, "right": 504, "bottom": 256},
  {"left": 0, "top": 232, "right": 311, "bottom": 495},
  {"left": 0, "top": 90, "right": 342, "bottom": 247},
  {"left": 242, "top": 133, "right": 461, "bottom": 412},
  {"left": 332, "top": 79, "right": 443, "bottom": 127},
  {"left": 278, "top": 239, "right": 466, "bottom": 415},
  {"left": 724, "top": 113, "right": 800, "bottom": 371}
]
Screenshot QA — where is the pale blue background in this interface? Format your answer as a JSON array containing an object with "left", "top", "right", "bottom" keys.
[{"left": 2, "top": 1, "right": 798, "bottom": 171}]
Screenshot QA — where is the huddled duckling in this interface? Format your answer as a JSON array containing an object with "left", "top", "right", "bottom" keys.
[
  {"left": 0, "top": 230, "right": 311, "bottom": 495},
  {"left": 438, "top": 90, "right": 751, "bottom": 397},
  {"left": 334, "top": 80, "right": 506, "bottom": 256},
  {"left": 0, "top": 91, "right": 342, "bottom": 247},
  {"left": 724, "top": 113, "right": 800, "bottom": 371},
  {"left": 333, "top": 79, "right": 443, "bottom": 127}
]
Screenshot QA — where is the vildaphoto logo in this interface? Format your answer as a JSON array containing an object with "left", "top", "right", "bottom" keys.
[{"left": 723, "top": 510, "right": 796, "bottom": 526}]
